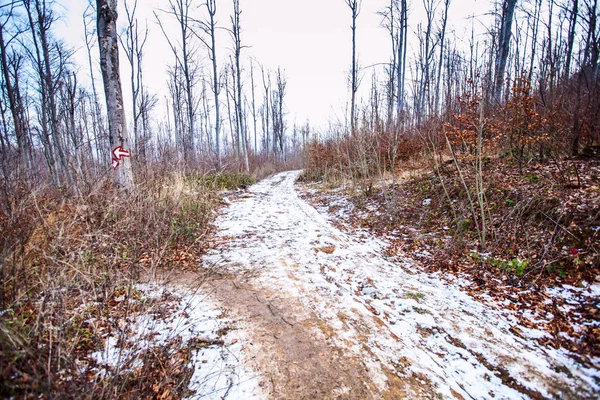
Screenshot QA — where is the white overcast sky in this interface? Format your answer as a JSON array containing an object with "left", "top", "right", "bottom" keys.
[{"left": 55, "top": 0, "right": 492, "bottom": 130}]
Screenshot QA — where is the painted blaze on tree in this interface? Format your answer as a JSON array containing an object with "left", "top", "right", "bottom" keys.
[{"left": 97, "top": 0, "right": 135, "bottom": 188}]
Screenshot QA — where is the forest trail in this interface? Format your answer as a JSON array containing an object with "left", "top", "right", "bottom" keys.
[{"left": 202, "top": 171, "right": 599, "bottom": 399}]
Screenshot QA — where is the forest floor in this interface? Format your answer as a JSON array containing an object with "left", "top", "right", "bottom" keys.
[{"left": 154, "top": 169, "right": 598, "bottom": 399}]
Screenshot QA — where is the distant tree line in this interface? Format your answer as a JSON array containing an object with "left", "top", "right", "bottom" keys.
[
  {"left": 0, "top": 0, "right": 302, "bottom": 196},
  {"left": 338, "top": 0, "right": 599, "bottom": 159}
]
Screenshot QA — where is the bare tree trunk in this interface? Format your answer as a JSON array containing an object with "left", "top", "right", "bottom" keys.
[
  {"left": 546, "top": 0, "right": 556, "bottom": 94},
  {"left": 97, "top": 0, "right": 134, "bottom": 188},
  {"left": 379, "top": 0, "right": 396, "bottom": 127},
  {"left": 204, "top": 0, "right": 221, "bottom": 168},
  {"left": 250, "top": 59, "right": 258, "bottom": 154},
  {"left": 493, "top": 0, "right": 517, "bottom": 102},
  {"left": 346, "top": 0, "right": 361, "bottom": 136},
  {"left": 275, "top": 67, "right": 286, "bottom": 160},
  {"left": 527, "top": 0, "right": 541, "bottom": 84},
  {"left": 224, "top": 67, "right": 236, "bottom": 158},
  {"left": 435, "top": 0, "right": 451, "bottom": 115},
  {"left": 565, "top": 0, "right": 578, "bottom": 80},
  {"left": 582, "top": 0, "right": 599, "bottom": 79},
  {"left": 120, "top": 0, "right": 149, "bottom": 160},
  {"left": 231, "top": 0, "right": 249, "bottom": 171},
  {"left": 417, "top": 0, "right": 437, "bottom": 122},
  {"left": 397, "top": 0, "right": 407, "bottom": 118},
  {"left": 261, "top": 65, "right": 270, "bottom": 158}
]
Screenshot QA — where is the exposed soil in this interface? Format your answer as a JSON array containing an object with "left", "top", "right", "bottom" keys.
[{"left": 205, "top": 275, "right": 384, "bottom": 399}]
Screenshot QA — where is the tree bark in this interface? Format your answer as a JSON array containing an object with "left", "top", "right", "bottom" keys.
[
  {"left": 435, "top": 0, "right": 451, "bottom": 115},
  {"left": 397, "top": 0, "right": 407, "bottom": 118},
  {"left": 232, "top": 0, "right": 248, "bottom": 171},
  {"left": 250, "top": 59, "right": 258, "bottom": 154},
  {"left": 97, "top": 0, "right": 134, "bottom": 188},
  {"left": 346, "top": 0, "right": 361, "bottom": 136},
  {"left": 206, "top": 0, "right": 221, "bottom": 168},
  {"left": 493, "top": 0, "right": 517, "bottom": 102}
]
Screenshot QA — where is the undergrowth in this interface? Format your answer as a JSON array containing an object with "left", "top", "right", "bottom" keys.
[
  {"left": 0, "top": 171, "right": 251, "bottom": 398},
  {"left": 302, "top": 154, "right": 600, "bottom": 358}
]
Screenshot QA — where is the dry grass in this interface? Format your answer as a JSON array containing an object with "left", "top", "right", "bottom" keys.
[{"left": 0, "top": 170, "right": 251, "bottom": 398}]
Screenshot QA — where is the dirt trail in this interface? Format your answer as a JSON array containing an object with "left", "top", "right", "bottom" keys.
[
  {"left": 203, "top": 171, "right": 599, "bottom": 399},
  {"left": 205, "top": 277, "right": 382, "bottom": 399}
]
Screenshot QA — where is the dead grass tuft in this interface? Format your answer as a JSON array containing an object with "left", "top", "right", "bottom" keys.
[{"left": 0, "top": 171, "right": 250, "bottom": 398}]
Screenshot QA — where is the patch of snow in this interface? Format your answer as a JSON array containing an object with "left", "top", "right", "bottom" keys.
[
  {"left": 91, "top": 285, "right": 263, "bottom": 400},
  {"left": 205, "top": 171, "right": 600, "bottom": 399}
]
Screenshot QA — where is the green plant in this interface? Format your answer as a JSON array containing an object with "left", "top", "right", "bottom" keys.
[
  {"left": 490, "top": 257, "right": 529, "bottom": 276},
  {"left": 546, "top": 264, "right": 567, "bottom": 278},
  {"left": 405, "top": 291, "right": 425, "bottom": 300},
  {"left": 522, "top": 174, "right": 541, "bottom": 183},
  {"left": 469, "top": 251, "right": 482, "bottom": 262},
  {"left": 505, "top": 199, "right": 516, "bottom": 207}
]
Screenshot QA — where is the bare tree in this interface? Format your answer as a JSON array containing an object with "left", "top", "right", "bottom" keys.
[
  {"left": 397, "top": 0, "right": 408, "bottom": 117},
  {"left": 379, "top": 0, "right": 407, "bottom": 126},
  {"left": 272, "top": 67, "right": 286, "bottom": 159},
  {"left": 0, "top": 11, "right": 28, "bottom": 173},
  {"left": 167, "top": 63, "right": 186, "bottom": 162},
  {"left": 345, "top": 0, "right": 361, "bottom": 136},
  {"left": 261, "top": 64, "right": 271, "bottom": 156},
  {"left": 231, "top": 0, "right": 248, "bottom": 171},
  {"left": 493, "top": 0, "right": 518, "bottom": 101},
  {"left": 435, "top": 0, "right": 451, "bottom": 114},
  {"left": 23, "top": 0, "right": 72, "bottom": 185},
  {"left": 97, "top": 0, "right": 134, "bottom": 188},
  {"left": 196, "top": 0, "right": 221, "bottom": 167},
  {"left": 83, "top": 4, "right": 107, "bottom": 166},
  {"left": 119, "top": 0, "right": 149, "bottom": 159},
  {"left": 573, "top": 0, "right": 600, "bottom": 155},
  {"left": 155, "top": 0, "right": 199, "bottom": 165},
  {"left": 525, "top": 0, "right": 541, "bottom": 84},
  {"left": 250, "top": 59, "right": 258, "bottom": 154},
  {"left": 581, "top": 0, "right": 599, "bottom": 78},
  {"left": 565, "top": 0, "right": 579, "bottom": 79},
  {"left": 223, "top": 65, "right": 236, "bottom": 156},
  {"left": 416, "top": 0, "right": 438, "bottom": 121}
]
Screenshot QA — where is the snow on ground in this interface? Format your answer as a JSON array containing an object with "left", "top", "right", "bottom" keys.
[
  {"left": 91, "top": 285, "right": 263, "bottom": 400},
  {"left": 205, "top": 170, "right": 600, "bottom": 399}
]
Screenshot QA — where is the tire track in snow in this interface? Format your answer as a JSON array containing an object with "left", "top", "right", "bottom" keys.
[{"left": 205, "top": 170, "right": 599, "bottom": 399}]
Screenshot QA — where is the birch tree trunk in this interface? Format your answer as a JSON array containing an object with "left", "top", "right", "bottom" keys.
[{"left": 97, "top": 0, "right": 134, "bottom": 189}]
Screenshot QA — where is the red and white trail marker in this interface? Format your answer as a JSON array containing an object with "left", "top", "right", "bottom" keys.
[{"left": 111, "top": 146, "right": 131, "bottom": 170}]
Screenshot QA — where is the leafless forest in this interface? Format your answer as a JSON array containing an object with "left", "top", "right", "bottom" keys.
[{"left": 1, "top": 0, "right": 599, "bottom": 397}]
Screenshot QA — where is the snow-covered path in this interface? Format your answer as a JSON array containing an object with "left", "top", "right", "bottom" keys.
[{"left": 205, "top": 170, "right": 599, "bottom": 399}]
